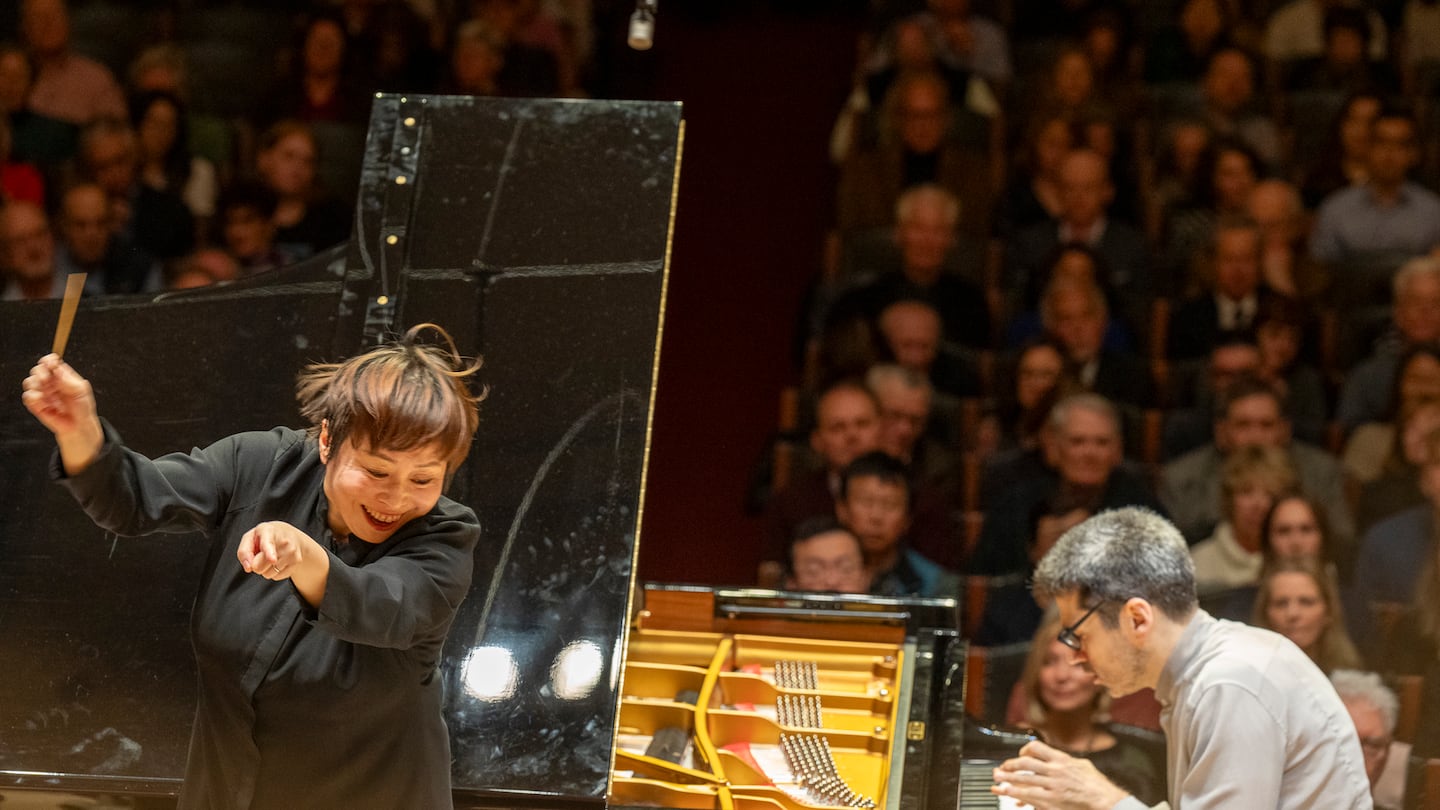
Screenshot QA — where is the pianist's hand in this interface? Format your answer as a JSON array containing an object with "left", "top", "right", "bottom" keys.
[
  {"left": 993, "top": 740, "right": 1131, "bottom": 810},
  {"left": 21, "top": 354, "right": 103, "bottom": 475}
]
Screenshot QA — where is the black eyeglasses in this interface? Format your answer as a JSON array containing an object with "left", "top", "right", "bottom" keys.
[{"left": 1058, "top": 602, "right": 1102, "bottom": 651}]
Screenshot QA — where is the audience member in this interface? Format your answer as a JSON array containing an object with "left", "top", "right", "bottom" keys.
[
  {"left": 1284, "top": 7, "right": 1398, "bottom": 94},
  {"left": 1191, "top": 444, "right": 1297, "bottom": 591},
  {"left": 1311, "top": 104, "right": 1440, "bottom": 273},
  {"left": 1007, "top": 243, "right": 1134, "bottom": 351},
  {"left": 865, "top": 363, "right": 958, "bottom": 488},
  {"left": 1345, "top": 343, "right": 1440, "bottom": 483},
  {"left": 836, "top": 71, "right": 995, "bottom": 239},
  {"left": 1264, "top": 0, "right": 1388, "bottom": 64},
  {"left": 992, "top": 337, "right": 1077, "bottom": 455},
  {"left": 55, "top": 182, "right": 156, "bottom": 294},
  {"left": 464, "top": 0, "right": 563, "bottom": 98},
  {"left": 972, "top": 393, "right": 1161, "bottom": 576},
  {"left": 1160, "top": 375, "right": 1353, "bottom": 550},
  {"left": 1337, "top": 257, "right": 1440, "bottom": 430},
  {"left": 0, "top": 42, "right": 77, "bottom": 172},
  {"left": 1040, "top": 276, "right": 1150, "bottom": 410},
  {"left": 1248, "top": 178, "right": 1324, "bottom": 298},
  {"left": 1005, "top": 609, "right": 1166, "bottom": 805},
  {"left": 1193, "top": 47, "right": 1282, "bottom": 167},
  {"left": 866, "top": 0, "right": 1012, "bottom": 88},
  {"left": 254, "top": 120, "right": 352, "bottom": 261},
  {"left": 1299, "top": 89, "right": 1382, "bottom": 208},
  {"left": 77, "top": 117, "right": 194, "bottom": 262},
  {"left": 166, "top": 246, "right": 239, "bottom": 290},
  {"left": 1354, "top": 424, "right": 1440, "bottom": 637},
  {"left": 1331, "top": 669, "right": 1407, "bottom": 810},
  {"left": 20, "top": 0, "right": 127, "bottom": 127},
  {"left": 267, "top": 12, "right": 370, "bottom": 126},
  {"left": 783, "top": 517, "right": 872, "bottom": 594},
  {"left": 0, "top": 115, "right": 43, "bottom": 205},
  {"left": 828, "top": 184, "right": 990, "bottom": 350},
  {"left": 1007, "top": 148, "right": 1151, "bottom": 319},
  {"left": 1167, "top": 214, "right": 1276, "bottom": 360},
  {"left": 445, "top": 19, "right": 506, "bottom": 97},
  {"left": 875, "top": 298, "right": 979, "bottom": 399},
  {"left": 1254, "top": 294, "right": 1327, "bottom": 444},
  {"left": 131, "top": 91, "right": 217, "bottom": 230},
  {"left": 0, "top": 199, "right": 63, "bottom": 300},
  {"left": 997, "top": 111, "right": 1073, "bottom": 238},
  {"left": 1161, "top": 139, "right": 1262, "bottom": 296},
  {"left": 836, "top": 451, "right": 959, "bottom": 598},
  {"left": 763, "top": 380, "right": 881, "bottom": 562},
  {"left": 1144, "top": 0, "right": 1235, "bottom": 84},
  {"left": 1252, "top": 557, "right": 1363, "bottom": 674},
  {"left": 1356, "top": 399, "right": 1440, "bottom": 535},
  {"left": 1261, "top": 492, "right": 1338, "bottom": 568},
  {"left": 216, "top": 181, "right": 292, "bottom": 276}
]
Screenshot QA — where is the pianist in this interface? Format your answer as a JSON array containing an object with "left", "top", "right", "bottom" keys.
[
  {"left": 992, "top": 507, "right": 1371, "bottom": 809},
  {"left": 20, "top": 324, "right": 483, "bottom": 810}
]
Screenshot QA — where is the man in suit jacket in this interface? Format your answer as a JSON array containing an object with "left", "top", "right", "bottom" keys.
[
  {"left": 1160, "top": 375, "right": 1355, "bottom": 573},
  {"left": 1042, "top": 275, "right": 1152, "bottom": 411},
  {"left": 1007, "top": 148, "right": 1152, "bottom": 323},
  {"left": 1168, "top": 213, "right": 1278, "bottom": 360}
]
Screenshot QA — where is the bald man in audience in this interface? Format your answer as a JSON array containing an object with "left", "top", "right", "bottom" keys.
[
  {"left": 1, "top": 200, "right": 65, "bottom": 300},
  {"left": 764, "top": 380, "right": 882, "bottom": 562},
  {"left": 877, "top": 298, "right": 979, "bottom": 398},
  {"left": 56, "top": 183, "right": 156, "bottom": 294},
  {"left": 1008, "top": 148, "right": 1152, "bottom": 313}
]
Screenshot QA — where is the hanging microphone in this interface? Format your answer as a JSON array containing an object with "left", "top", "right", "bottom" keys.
[{"left": 628, "top": 0, "right": 658, "bottom": 50}]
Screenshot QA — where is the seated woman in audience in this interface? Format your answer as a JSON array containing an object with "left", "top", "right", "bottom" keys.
[
  {"left": 253, "top": 120, "right": 352, "bottom": 261},
  {"left": 1161, "top": 137, "right": 1263, "bottom": 293},
  {"left": 1252, "top": 557, "right": 1363, "bottom": 673},
  {"left": 131, "top": 90, "right": 217, "bottom": 237},
  {"left": 996, "top": 111, "right": 1074, "bottom": 238},
  {"left": 1356, "top": 399, "right": 1440, "bottom": 537},
  {"left": 989, "top": 337, "right": 1077, "bottom": 455},
  {"left": 1299, "top": 89, "right": 1382, "bottom": 208},
  {"left": 1192, "top": 444, "right": 1297, "bottom": 592},
  {"left": 1346, "top": 343, "right": 1440, "bottom": 485},
  {"left": 266, "top": 12, "right": 369, "bottom": 126},
  {"left": 1006, "top": 610, "right": 1166, "bottom": 804},
  {"left": 1254, "top": 294, "right": 1327, "bottom": 445},
  {"left": 1261, "top": 492, "right": 1344, "bottom": 575}
]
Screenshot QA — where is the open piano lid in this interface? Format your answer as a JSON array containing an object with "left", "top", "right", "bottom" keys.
[{"left": 0, "top": 95, "right": 683, "bottom": 806}]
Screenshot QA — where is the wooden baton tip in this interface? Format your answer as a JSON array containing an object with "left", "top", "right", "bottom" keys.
[{"left": 52, "top": 273, "right": 87, "bottom": 358}]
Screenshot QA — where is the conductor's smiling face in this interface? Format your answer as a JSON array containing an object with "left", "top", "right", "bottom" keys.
[{"left": 320, "top": 425, "right": 447, "bottom": 544}]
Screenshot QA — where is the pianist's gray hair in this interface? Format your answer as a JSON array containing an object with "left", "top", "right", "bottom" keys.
[{"left": 1033, "top": 507, "right": 1197, "bottom": 627}]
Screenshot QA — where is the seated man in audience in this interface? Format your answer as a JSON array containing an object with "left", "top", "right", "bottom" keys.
[
  {"left": 1163, "top": 336, "right": 1264, "bottom": 458},
  {"left": 1264, "top": 0, "right": 1388, "bottom": 66},
  {"left": 783, "top": 517, "right": 872, "bottom": 594},
  {"left": 1041, "top": 276, "right": 1150, "bottom": 411},
  {"left": 1283, "top": 7, "right": 1398, "bottom": 94},
  {"left": 1338, "top": 257, "right": 1440, "bottom": 430},
  {"left": 763, "top": 380, "right": 880, "bottom": 562},
  {"left": 166, "top": 247, "right": 239, "bottom": 290},
  {"left": 20, "top": 0, "right": 127, "bottom": 127},
  {"left": 1354, "top": 425, "right": 1440, "bottom": 638},
  {"left": 0, "top": 199, "right": 64, "bottom": 300},
  {"left": 829, "top": 184, "right": 990, "bottom": 351},
  {"left": 865, "top": 362, "right": 962, "bottom": 567},
  {"left": 1332, "top": 669, "right": 1407, "bottom": 810},
  {"left": 77, "top": 118, "right": 194, "bottom": 263},
  {"left": 1310, "top": 104, "right": 1440, "bottom": 273},
  {"left": 1167, "top": 214, "right": 1278, "bottom": 361},
  {"left": 1007, "top": 148, "right": 1151, "bottom": 322},
  {"left": 971, "top": 393, "right": 1162, "bottom": 577},
  {"left": 1193, "top": 47, "right": 1282, "bottom": 168},
  {"left": 836, "top": 71, "right": 994, "bottom": 239},
  {"left": 876, "top": 298, "right": 978, "bottom": 399},
  {"left": 55, "top": 183, "right": 156, "bottom": 294},
  {"left": 836, "top": 451, "right": 959, "bottom": 599},
  {"left": 1161, "top": 376, "right": 1353, "bottom": 563}
]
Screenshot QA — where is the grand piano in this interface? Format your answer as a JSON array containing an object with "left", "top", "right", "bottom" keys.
[{"left": 0, "top": 96, "right": 1010, "bottom": 808}]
